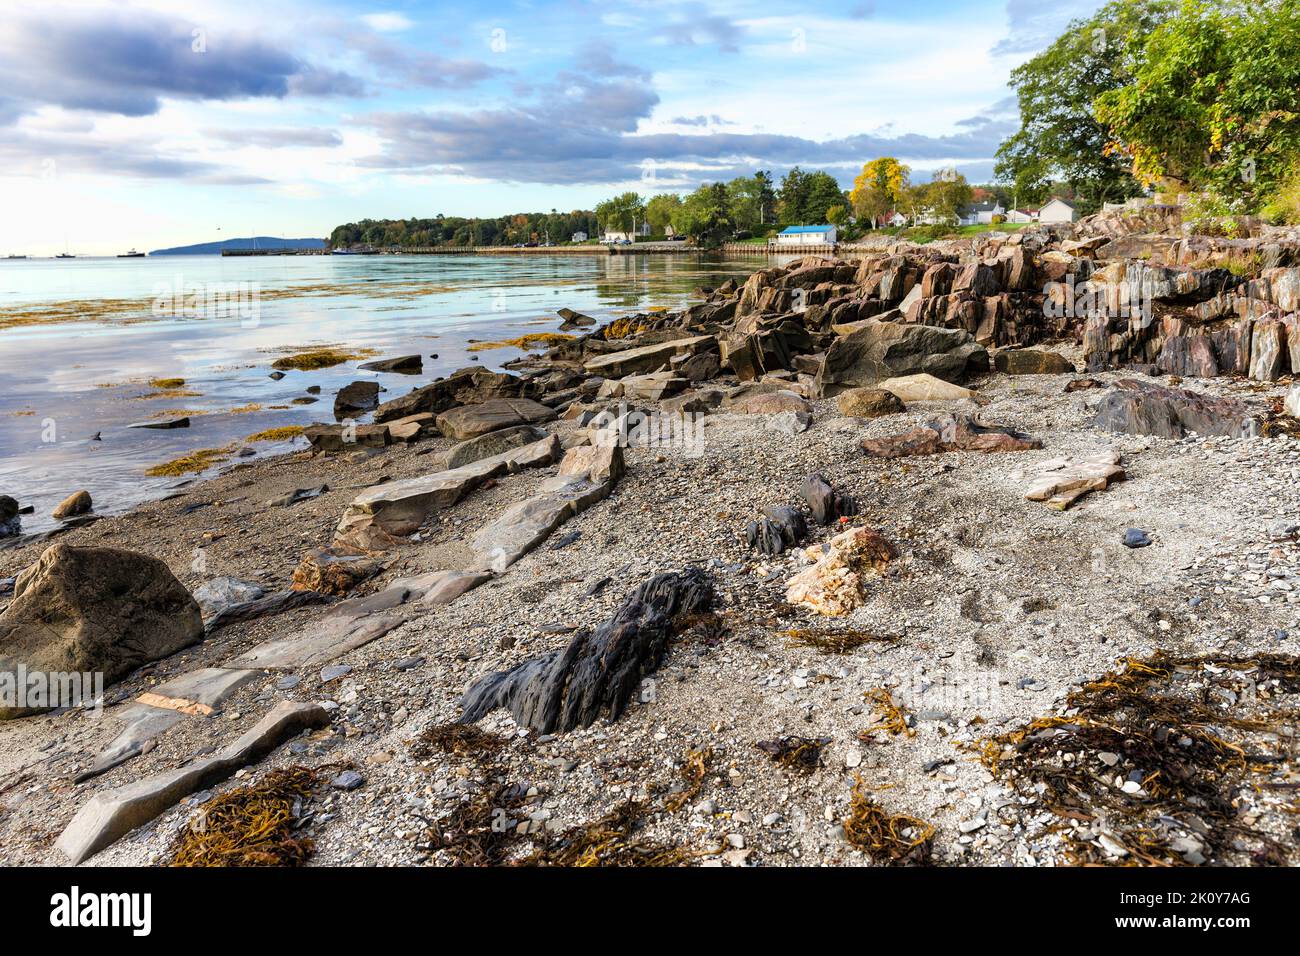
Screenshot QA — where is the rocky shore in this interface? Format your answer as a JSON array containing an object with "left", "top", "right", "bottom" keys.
[{"left": 3, "top": 208, "right": 1300, "bottom": 868}]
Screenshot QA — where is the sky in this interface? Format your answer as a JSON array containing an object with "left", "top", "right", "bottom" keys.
[{"left": 0, "top": 0, "right": 1104, "bottom": 255}]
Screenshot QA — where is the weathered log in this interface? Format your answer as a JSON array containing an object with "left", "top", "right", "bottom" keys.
[
  {"left": 801, "top": 473, "right": 859, "bottom": 525},
  {"left": 459, "top": 569, "right": 713, "bottom": 734},
  {"left": 745, "top": 505, "right": 808, "bottom": 555}
]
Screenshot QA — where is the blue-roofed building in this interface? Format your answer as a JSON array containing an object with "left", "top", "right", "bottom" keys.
[{"left": 774, "top": 224, "right": 837, "bottom": 246}]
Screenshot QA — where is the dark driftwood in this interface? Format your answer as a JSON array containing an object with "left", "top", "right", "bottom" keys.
[
  {"left": 459, "top": 569, "right": 713, "bottom": 734},
  {"left": 746, "top": 504, "right": 808, "bottom": 555},
  {"left": 203, "top": 589, "right": 334, "bottom": 634},
  {"left": 801, "top": 473, "right": 859, "bottom": 525}
]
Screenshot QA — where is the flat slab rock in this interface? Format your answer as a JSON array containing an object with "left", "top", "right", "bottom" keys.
[
  {"left": 469, "top": 446, "right": 623, "bottom": 573},
  {"left": 582, "top": 335, "right": 716, "bottom": 379},
  {"left": 227, "top": 607, "right": 403, "bottom": 670},
  {"left": 861, "top": 414, "right": 1042, "bottom": 458},
  {"left": 79, "top": 667, "right": 261, "bottom": 781},
  {"left": 57, "top": 701, "right": 329, "bottom": 864},
  {"left": 334, "top": 435, "right": 560, "bottom": 549},
  {"left": 876, "top": 373, "right": 984, "bottom": 403},
  {"left": 1093, "top": 378, "right": 1261, "bottom": 439},
  {"left": 1022, "top": 450, "right": 1127, "bottom": 510},
  {"left": 435, "top": 398, "right": 557, "bottom": 441}
]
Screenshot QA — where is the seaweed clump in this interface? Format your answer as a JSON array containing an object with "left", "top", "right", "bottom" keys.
[
  {"left": 972, "top": 652, "right": 1300, "bottom": 866},
  {"left": 169, "top": 767, "right": 321, "bottom": 867},
  {"left": 861, "top": 688, "right": 914, "bottom": 738},
  {"left": 144, "top": 446, "right": 231, "bottom": 477},
  {"left": 466, "top": 333, "right": 576, "bottom": 352},
  {"left": 518, "top": 801, "right": 693, "bottom": 867},
  {"left": 412, "top": 723, "right": 507, "bottom": 760},
  {"left": 756, "top": 736, "right": 830, "bottom": 773},
  {"left": 786, "top": 628, "right": 896, "bottom": 655},
  {"left": 843, "top": 774, "right": 934, "bottom": 865}
]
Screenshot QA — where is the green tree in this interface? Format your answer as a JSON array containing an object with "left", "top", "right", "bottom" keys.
[
  {"left": 594, "top": 192, "right": 646, "bottom": 234},
  {"left": 673, "top": 182, "right": 734, "bottom": 246},
  {"left": 995, "top": 0, "right": 1174, "bottom": 213},
  {"left": 644, "top": 193, "right": 683, "bottom": 234},
  {"left": 1094, "top": 0, "right": 1300, "bottom": 209}
]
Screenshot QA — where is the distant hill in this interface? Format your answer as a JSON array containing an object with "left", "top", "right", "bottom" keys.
[{"left": 149, "top": 236, "right": 326, "bottom": 255}]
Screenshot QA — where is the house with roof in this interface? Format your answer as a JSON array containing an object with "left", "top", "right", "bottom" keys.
[
  {"left": 1038, "top": 197, "right": 1077, "bottom": 224},
  {"left": 959, "top": 200, "right": 1006, "bottom": 226},
  {"left": 1005, "top": 207, "right": 1039, "bottom": 223},
  {"left": 774, "top": 224, "right": 837, "bottom": 246},
  {"left": 571, "top": 231, "right": 588, "bottom": 242},
  {"left": 602, "top": 222, "right": 651, "bottom": 243}
]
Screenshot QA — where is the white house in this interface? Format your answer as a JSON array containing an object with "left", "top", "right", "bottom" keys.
[
  {"left": 959, "top": 201, "right": 1006, "bottom": 226},
  {"left": 1039, "top": 198, "right": 1078, "bottom": 224},
  {"left": 602, "top": 222, "right": 651, "bottom": 242},
  {"left": 1006, "top": 208, "right": 1038, "bottom": 223},
  {"left": 885, "top": 211, "right": 908, "bottom": 227},
  {"left": 774, "top": 224, "right": 837, "bottom": 246},
  {"left": 571, "top": 231, "right": 588, "bottom": 242}
]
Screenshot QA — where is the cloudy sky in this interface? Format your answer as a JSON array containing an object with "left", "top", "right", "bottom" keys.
[{"left": 0, "top": 0, "right": 1103, "bottom": 254}]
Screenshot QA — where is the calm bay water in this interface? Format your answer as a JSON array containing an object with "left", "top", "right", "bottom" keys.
[{"left": 0, "top": 253, "right": 770, "bottom": 532}]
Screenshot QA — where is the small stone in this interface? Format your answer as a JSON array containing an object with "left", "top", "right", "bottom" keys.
[
  {"left": 320, "top": 664, "right": 353, "bottom": 683},
  {"left": 331, "top": 770, "right": 365, "bottom": 791},
  {"left": 1122, "top": 528, "right": 1152, "bottom": 549}
]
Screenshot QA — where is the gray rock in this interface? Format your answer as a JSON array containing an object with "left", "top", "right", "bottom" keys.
[
  {"left": 0, "top": 544, "right": 203, "bottom": 718},
  {"left": 192, "top": 576, "right": 265, "bottom": 617},
  {"left": 435, "top": 398, "right": 557, "bottom": 440},
  {"left": 56, "top": 701, "right": 329, "bottom": 863},
  {"left": 1093, "top": 379, "right": 1261, "bottom": 439},
  {"left": 814, "top": 321, "right": 988, "bottom": 397}
]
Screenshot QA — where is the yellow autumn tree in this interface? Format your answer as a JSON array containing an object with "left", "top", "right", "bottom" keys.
[{"left": 850, "top": 157, "right": 911, "bottom": 227}]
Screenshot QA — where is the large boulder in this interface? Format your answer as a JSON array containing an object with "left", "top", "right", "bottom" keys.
[
  {"left": 1093, "top": 379, "right": 1261, "bottom": 439},
  {"left": 813, "top": 321, "right": 988, "bottom": 397},
  {"left": 0, "top": 545, "right": 203, "bottom": 718},
  {"left": 334, "top": 381, "right": 380, "bottom": 418}
]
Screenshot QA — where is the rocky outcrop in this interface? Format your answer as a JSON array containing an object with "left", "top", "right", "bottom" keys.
[
  {"left": 432, "top": 425, "right": 546, "bottom": 471},
  {"left": 1092, "top": 379, "right": 1261, "bottom": 439},
  {"left": 814, "top": 322, "right": 988, "bottom": 397},
  {"left": 0, "top": 545, "right": 202, "bottom": 717},
  {"left": 468, "top": 445, "right": 623, "bottom": 573},
  {"left": 581, "top": 335, "right": 716, "bottom": 379}
]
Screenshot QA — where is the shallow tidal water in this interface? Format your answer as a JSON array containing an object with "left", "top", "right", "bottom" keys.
[{"left": 0, "top": 252, "right": 773, "bottom": 532}]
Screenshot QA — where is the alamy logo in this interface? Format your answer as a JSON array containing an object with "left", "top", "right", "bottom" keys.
[
  {"left": 0, "top": 665, "right": 103, "bottom": 715},
  {"left": 49, "top": 886, "right": 152, "bottom": 936}
]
